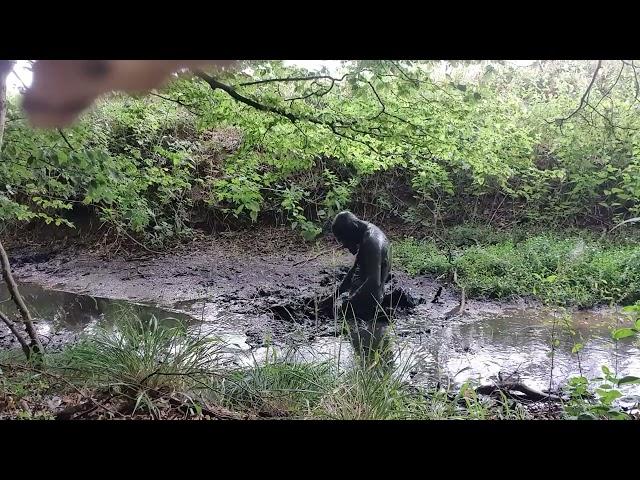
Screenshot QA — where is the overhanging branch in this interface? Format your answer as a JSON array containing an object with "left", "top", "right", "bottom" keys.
[
  {"left": 553, "top": 60, "right": 603, "bottom": 125},
  {"left": 195, "top": 71, "right": 384, "bottom": 154}
]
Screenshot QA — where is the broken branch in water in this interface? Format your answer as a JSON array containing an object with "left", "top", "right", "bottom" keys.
[{"left": 476, "top": 382, "right": 562, "bottom": 403}]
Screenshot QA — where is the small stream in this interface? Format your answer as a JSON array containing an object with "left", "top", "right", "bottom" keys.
[{"left": 2, "top": 282, "right": 639, "bottom": 403}]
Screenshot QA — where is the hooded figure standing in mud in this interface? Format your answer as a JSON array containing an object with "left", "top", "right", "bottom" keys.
[
  {"left": 331, "top": 211, "right": 391, "bottom": 321},
  {"left": 323, "top": 211, "right": 393, "bottom": 363}
]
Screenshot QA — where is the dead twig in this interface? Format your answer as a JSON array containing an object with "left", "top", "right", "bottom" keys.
[
  {"left": 0, "top": 362, "right": 125, "bottom": 419},
  {"left": 292, "top": 247, "right": 338, "bottom": 267}
]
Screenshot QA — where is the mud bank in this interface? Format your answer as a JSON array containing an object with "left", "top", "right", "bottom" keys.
[
  {"left": 4, "top": 228, "right": 639, "bottom": 401},
  {"left": 5, "top": 229, "right": 494, "bottom": 344}
]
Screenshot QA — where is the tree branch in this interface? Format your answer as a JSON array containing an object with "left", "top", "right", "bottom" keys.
[
  {"left": 237, "top": 74, "right": 347, "bottom": 87},
  {"left": 196, "top": 71, "right": 298, "bottom": 123},
  {"left": 196, "top": 72, "right": 384, "bottom": 155},
  {"left": 57, "top": 128, "right": 76, "bottom": 151},
  {"left": 0, "top": 238, "right": 43, "bottom": 356},
  {"left": 0, "top": 310, "right": 31, "bottom": 357},
  {"left": 150, "top": 92, "right": 200, "bottom": 115},
  {"left": 366, "top": 81, "right": 386, "bottom": 120},
  {"left": 554, "top": 60, "right": 602, "bottom": 125}
]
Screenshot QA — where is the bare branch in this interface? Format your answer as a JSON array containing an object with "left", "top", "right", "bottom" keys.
[
  {"left": 366, "top": 81, "right": 386, "bottom": 120},
  {"left": 591, "top": 61, "right": 625, "bottom": 112},
  {"left": 0, "top": 310, "right": 31, "bottom": 357},
  {"left": 150, "top": 92, "right": 200, "bottom": 115},
  {"left": 11, "top": 69, "right": 28, "bottom": 90},
  {"left": 196, "top": 71, "right": 298, "bottom": 123},
  {"left": 237, "top": 74, "right": 347, "bottom": 88},
  {"left": 554, "top": 60, "right": 603, "bottom": 125},
  {"left": 57, "top": 128, "right": 76, "bottom": 151}
]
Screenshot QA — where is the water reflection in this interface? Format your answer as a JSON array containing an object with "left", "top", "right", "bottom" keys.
[
  {"left": 343, "top": 316, "right": 394, "bottom": 371},
  {"left": 2, "top": 282, "right": 639, "bottom": 397},
  {"left": 0, "top": 282, "right": 194, "bottom": 333}
]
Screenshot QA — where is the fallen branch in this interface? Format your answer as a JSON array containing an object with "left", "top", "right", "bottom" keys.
[
  {"left": 292, "top": 248, "right": 337, "bottom": 266},
  {"left": 476, "top": 382, "right": 562, "bottom": 403},
  {"left": 0, "top": 362, "right": 125, "bottom": 419}
]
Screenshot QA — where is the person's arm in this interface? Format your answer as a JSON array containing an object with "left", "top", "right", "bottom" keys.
[
  {"left": 338, "top": 259, "right": 358, "bottom": 294},
  {"left": 348, "top": 240, "right": 382, "bottom": 304},
  {"left": 315, "top": 260, "right": 356, "bottom": 312}
]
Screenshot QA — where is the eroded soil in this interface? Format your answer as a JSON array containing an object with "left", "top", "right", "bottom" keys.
[{"left": 4, "top": 228, "right": 489, "bottom": 347}]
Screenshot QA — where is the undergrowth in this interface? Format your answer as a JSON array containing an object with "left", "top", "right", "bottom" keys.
[
  {"left": 0, "top": 316, "right": 541, "bottom": 419},
  {"left": 394, "top": 228, "right": 640, "bottom": 307}
]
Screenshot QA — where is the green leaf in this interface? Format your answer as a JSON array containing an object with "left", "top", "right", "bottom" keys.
[
  {"left": 577, "top": 412, "right": 597, "bottom": 420},
  {"left": 612, "top": 328, "right": 636, "bottom": 340},
  {"left": 617, "top": 376, "right": 640, "bottom": 386},
  {"left": 622, "top": 304, "right": 640, "bottom": 314},
  {"left": 597, "top": 389, "right": 622, "bottom": 405}
]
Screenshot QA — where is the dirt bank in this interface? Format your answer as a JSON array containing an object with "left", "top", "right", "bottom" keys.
[{"left": 3, "top": 228, "right": 535, "bottom": 347}]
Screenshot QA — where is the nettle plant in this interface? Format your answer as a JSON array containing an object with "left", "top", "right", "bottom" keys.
[{"left": 564, "top": 302, "right": 640, "bottom": 419}]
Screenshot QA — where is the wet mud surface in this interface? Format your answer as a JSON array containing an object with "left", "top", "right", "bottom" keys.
[
  {"left": 2, "top": 229, "right": 640, "bottom": 403},
  {"left": 4, "top": 230, "right": 463, "bottom": 346}
]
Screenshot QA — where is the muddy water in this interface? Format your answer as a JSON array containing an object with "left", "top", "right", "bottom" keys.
[{"left": 2, "top": 283, "right": 639, "bottom": 401}]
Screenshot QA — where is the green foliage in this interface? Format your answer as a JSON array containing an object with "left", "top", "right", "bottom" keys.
[
  {"left": 394, "top": 233, "right": 640, "bottom": 307},
  {"left": 3, "top": 60, "right": 640, "bottom": 243},
  {"left": 563, "top": 365, "right": 634, "bottom": 420},
  {"left": 392, "top": 238, "right": 450, "bottom": 276}
]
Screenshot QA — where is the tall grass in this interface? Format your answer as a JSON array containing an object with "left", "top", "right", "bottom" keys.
[
  {"left": 62, "top": 315, "right": 224, "bottom": 412},
  {"left": 6, "top": 309, "right": 571, "bottom": 419},
  {"left": 394, "top": 232, "right": 640, "bottom": 307}
]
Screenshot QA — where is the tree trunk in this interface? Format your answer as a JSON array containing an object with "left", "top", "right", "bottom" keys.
[
  {"left": 0, "top": 60, "right": 43, "bottom": 358},
  {"left": 0, "top": 239, "right": 44, "bottom": 356},
  {"left": 0, "top": 60, "right": 13, "bottom": 148}
]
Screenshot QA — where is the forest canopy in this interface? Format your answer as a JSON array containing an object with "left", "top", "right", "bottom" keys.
[{"left": 2, "top": 60, "right": 639, "bottom": 244}]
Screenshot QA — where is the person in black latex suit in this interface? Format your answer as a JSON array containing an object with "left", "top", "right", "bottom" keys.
[
  {"left": 320, "top": 211, "right": 393, "bottom": 365},
  {"left": 330, "top": 211, "right": 390, "bottom": 322}
]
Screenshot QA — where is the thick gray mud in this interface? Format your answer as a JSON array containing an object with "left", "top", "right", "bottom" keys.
[{"left": 2, "top": 230, "right": 640, "bottom": 405}]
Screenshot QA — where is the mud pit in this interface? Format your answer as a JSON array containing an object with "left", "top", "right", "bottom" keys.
[
  {"left": 2, "top": 229, "right": 640, "bottom": 404},
  {"left": 4, "top": 230, "right": 444, "bottom": 347}
]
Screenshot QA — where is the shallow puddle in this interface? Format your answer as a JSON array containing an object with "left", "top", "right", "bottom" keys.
[{"left": 2, "top": 282, "right": 639, "bottom": 401}]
